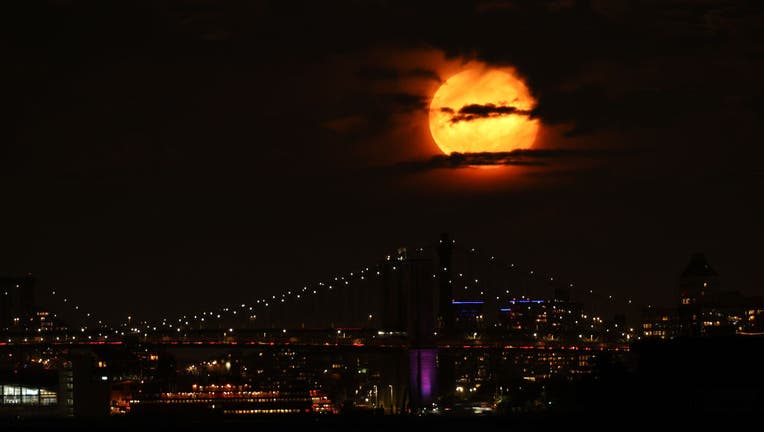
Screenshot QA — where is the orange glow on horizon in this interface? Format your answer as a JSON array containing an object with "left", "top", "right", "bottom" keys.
[{"left": 429, "top": 67, "right": 540, "bottom": 155}]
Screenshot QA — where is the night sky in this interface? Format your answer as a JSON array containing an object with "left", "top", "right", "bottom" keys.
[{"left": 9, "top": 0, "right": 764, "bottom": 322}]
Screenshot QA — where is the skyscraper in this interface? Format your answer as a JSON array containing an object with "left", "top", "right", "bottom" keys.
[
  {"left": 678, "top": 252, "right": 720, "bottom": 336},
  {"left": 679, "top": 252, "right": 719, "bottom": 306}
]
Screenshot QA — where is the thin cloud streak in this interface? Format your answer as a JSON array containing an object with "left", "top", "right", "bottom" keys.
[{"left": 394, "top": 148, "right": 616, "bottom": 172}]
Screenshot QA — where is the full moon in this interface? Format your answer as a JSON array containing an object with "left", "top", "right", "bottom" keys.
[{"left": 429, "top": 68, "right": 540, "bottom": 155}]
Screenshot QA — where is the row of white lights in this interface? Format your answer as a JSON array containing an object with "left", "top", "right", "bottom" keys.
[{"left": 35, "top": 239, "right": 644, "bottom": 335}]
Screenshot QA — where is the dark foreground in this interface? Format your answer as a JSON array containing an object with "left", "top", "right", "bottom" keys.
[{"left": 0, "top": 413, "right": 758, "bottom": 431}]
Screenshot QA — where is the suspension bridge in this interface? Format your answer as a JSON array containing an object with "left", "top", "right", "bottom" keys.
[{"left": 5, "top": 234, "right": 643, "bottom": 349}]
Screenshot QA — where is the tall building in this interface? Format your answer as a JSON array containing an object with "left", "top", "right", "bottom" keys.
[
  {"left": 642, "top": 252, "right": 764, "bottom": 338},
  {"left": 0, "top": 274, "right": 36, "bottom": 330},
  {"left": 679, "top": 252, "right": 719, "bottom": 306},
  {"left": 678, "top": 253, "right": 720, "bottom": 336},
  {"left": 453, "top": 301, "right": 485, "bottom": 332}
]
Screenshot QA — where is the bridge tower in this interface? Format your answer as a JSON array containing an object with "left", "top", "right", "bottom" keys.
[
  {"left": 437, "top": 232, "right": 455, "bottom": 335},
  {"left": 382, "top": 248, "right": 408, "bottom": 332}
]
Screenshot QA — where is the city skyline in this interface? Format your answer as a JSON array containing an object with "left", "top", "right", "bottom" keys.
[
  {"left": 6, "top": 1, "right": 764, "bottom": 422},
  {"left": 4, "top": 241, "right": 760, "bottom": 343},
  {"left": 1, "top": 236, "right": 721, "bottom": 328},
  {"left": 2, "top": 237, "right": 761, "bottom": 420}
]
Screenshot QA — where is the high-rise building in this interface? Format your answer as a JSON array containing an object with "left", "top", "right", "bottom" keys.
[
  {"left": 679, "top": 252, "right": 719, "bottom": 306},
  {"left": 642, "top": 253, "right": 764, "bottom": 338},
  {"left": 678, "top": 253, "right": 720, "bottom": 336},
  {"left": 453, "top": 301, "right": 485, "bottom": 332}
]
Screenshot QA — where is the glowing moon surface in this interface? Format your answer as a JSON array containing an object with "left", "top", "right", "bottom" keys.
[{"left": 429, "top": 68, "right": 540, "bottom": 155}]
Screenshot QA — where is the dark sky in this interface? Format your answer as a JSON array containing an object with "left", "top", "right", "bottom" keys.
[{"left": 8, "top": 0, "right": 764, "bottom": 322}]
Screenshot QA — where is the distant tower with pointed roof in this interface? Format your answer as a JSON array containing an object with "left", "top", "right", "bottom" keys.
[
  {"left": 679, "top": 252, "right": 719, "bottom": 306},
  {"left": 678, "top": 252, "right": 720, "bottom": 336}
]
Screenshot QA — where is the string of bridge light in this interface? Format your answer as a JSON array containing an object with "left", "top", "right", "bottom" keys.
[
  {"left": 136, "top": 246, "right": 446, "bottom": 332},
  {"left": 155, "top": 241, "right": 643, "bottom": 332},
  {"left": 452, "top": 241, "right": 642, "bottom": 310},
  {"left": 447, "top": 240, "right": 641, "bottom": 338},
  {"left": 51, "top": 244, "right": 423, "bottom": 333},
  {"left": 36, "top": 239, "right": 647, "bottom": 336},
  {"left": 2, "top": 286, "right": 127, "bottom": 342},
  {"left": 155, "top": 258, "right": 397, "bottom": 332}
]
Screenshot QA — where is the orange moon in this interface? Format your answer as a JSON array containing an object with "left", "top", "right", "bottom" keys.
[{"left": 429, "top": 68, "right": 540, "bottom": 155}]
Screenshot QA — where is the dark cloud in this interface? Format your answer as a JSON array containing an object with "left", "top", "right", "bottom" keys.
[
  {"left": 530, "top": 85, "right": 707, "bottom": 136},
  {"left": 356, "top": 66, "right": 399, "bottom": 81},
  {"left": 443, "top": 103, "right": 533, "bottom": 124},
  {"left": 341, "top": 91, "right": 430, "bottom": 115},
  {"left": 356, "top": 66, "right": 441, "bottom": 82},
  {"left": 407, "top": 68, "right": 442, "bottom": 82},
  {"left": 395, "top": 148, "right": 613, "bottom": 171},
  {"left": 320, "top": 91, "right": 428, "bottom": 139},
  {"left": 388, "top": 92, "right": 429, "bottom": 112}
]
